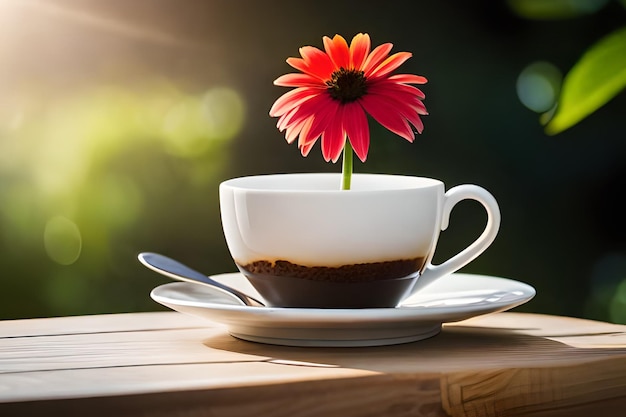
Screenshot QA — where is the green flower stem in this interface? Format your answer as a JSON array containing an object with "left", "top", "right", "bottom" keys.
[{"left": 341, "top": 141, "right": 353, "bottom": 190}]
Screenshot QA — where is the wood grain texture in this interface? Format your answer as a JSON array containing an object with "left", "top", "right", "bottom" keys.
[{"left": 0, "top": 312, "right": 625, "bottom": 417}]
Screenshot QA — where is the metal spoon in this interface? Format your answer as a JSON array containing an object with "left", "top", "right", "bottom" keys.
[{"left": 138, "top": 252, "right": 264, "bottom": 307}]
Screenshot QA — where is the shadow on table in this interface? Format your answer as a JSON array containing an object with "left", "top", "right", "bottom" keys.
[
  {"left": 202, "top": 318, "right": 626, "bottom": 416},
  {"left": 202, "top": 318, "right": 626, "bottom": 374}
]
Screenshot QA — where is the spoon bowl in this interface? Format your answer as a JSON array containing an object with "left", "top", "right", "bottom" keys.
[{"left": 138, "top": 252, "right": 265, "bottom": 307}]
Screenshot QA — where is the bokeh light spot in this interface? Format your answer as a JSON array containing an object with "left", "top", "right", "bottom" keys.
[
  {"left": 516, "top": 61, "right": 562, "bottom": 113},
  {"left": 202, "top": 87, "right": 245, "bottom": 140},
  {"left": 162, "top": 97, "right": 207, "bottom": 157},
  {"left": 44, "top": 216, "right": 82, "bottom": 265},
  {"left": 161, "top": 86, "right": 244, "bottom": 158}
]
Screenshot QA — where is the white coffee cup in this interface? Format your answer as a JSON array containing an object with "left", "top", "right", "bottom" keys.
[{"left": 220, "top": 173, "right": 500, "bottom": 308}]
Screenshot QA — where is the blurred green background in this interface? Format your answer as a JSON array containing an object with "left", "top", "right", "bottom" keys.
[{"left": 1, "top": 0, "right": 625, "bottom": 322}]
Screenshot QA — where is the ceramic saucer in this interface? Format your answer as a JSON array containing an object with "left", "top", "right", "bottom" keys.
[{"left": 150, "top": 272, "right": 535, "bottom": 347}]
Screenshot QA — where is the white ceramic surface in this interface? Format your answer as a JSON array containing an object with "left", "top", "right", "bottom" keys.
[{"left": 150, "top": 272, "right": 535, "bottom": 347}]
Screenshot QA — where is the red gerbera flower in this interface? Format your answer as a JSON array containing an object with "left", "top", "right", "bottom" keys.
[{"left": 269, "top": 33, "right": 428, "bottom": 163}]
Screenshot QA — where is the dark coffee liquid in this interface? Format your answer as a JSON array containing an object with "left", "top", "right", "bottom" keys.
[
  {"left": 240, "top": 258, "right": 425, "bottom": 282},
  {"left": 237, "top": 258, "right": 425, "bottom": 308}
]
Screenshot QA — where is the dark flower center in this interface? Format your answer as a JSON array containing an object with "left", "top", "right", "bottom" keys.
[{"left": 326, "top": 67, "right": 367, "bottom": 103}]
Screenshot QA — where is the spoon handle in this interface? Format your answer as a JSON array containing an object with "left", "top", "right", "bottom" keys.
[{"left": 138, "top": 252, "right": 264, "bottom": 307}]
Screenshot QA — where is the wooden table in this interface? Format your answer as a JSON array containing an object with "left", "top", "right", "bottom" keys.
[{"left": 1, "top": 311, "right": 625, "bottom": 417}]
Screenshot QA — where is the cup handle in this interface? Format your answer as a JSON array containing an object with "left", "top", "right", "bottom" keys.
[{"left": 408, "top": 184, "right": 501, "bottom": 295}]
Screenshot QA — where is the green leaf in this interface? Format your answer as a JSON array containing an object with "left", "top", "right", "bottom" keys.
[{"left": 545, "top": 26, "right": 626, "bottom": 135}]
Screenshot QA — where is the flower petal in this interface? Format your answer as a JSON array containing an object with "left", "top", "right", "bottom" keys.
[
  {"left": 377, "top": 80, "right": 427, "bottom": 100},
  {"left": 297, "top": 46, "right": 335, "bottom": 80},
  {"left": 276, "top": 92, "right": 337, "bottom": 149},
  {"left": 285, "top": 115, "right": 310, "bottom": 143},
  {"left": 366, "top": 90, "right": 426, "bottom": 136},
  {"left": 368, "top": 52, "right": 412, "bottom": 79},
  {"left": 294, "top": 116, "right": 316, "bottom": 145},
  {"left": 323, "top": 34, "right": 350, "bottom": 70},
  {"left": 277, "top": 106, "right": 298, "bottom": 131},
  {"left": 300, "top": 139, "right": 317, "bottom": 157},
  {"left": 349, "top": 33, "right": 371, "bottom": 70},
  {"left": 269, "top": 87, "right": 322, "bottom": 117},
  {"left": 408, "top": 111, "right": 424, "bottom": 134},
  {"left": 360, "top": 94, "right": 415, "bottom": 142},
  {"left": 343, "top": 102, "right": 370, "bottom": 162},
  {"left": 298, "top": 97, "right": 338, "bottom": 147},
  {"left": 320, "top": 105, "right": 346, "bottom": 162},
  {"left": 388, "top": 74, "right": 428, "bottom": 85},
  {"left": 286, "top": 57, "right": 310, "bottom": 74},
  {"left": 368, "top": 81, "right": 428, "bottom": 111},
  {"left": 375, "top": 92, "right": 425, "bottom": 133},
  {"left": 274, "top": 73, "right": 323, "bottom": 87},
  {"left": 362, "top": 43, "right": 394, "bottom": 76},
  {"left": 286, "top": 57, "right": 331, "bottom": 82},
  {"left": 278, "top": 93, "right": 330, "bottom": 130}
]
